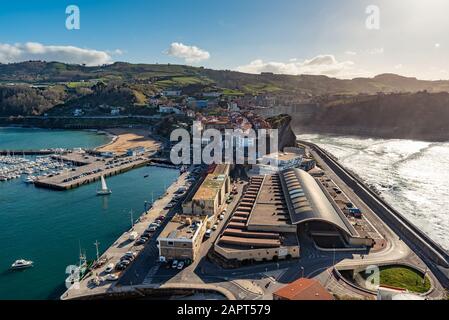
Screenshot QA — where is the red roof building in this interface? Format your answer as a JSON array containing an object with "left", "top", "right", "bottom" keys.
[{"left": 273, "top": 278, "right": 334, "bottom": 300}]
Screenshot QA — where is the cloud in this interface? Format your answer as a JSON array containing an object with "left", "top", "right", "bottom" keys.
[
  {"left": 166, "top": 42, "right": 210, "bottom": 63},
  {"left": 235, "top": 54, "right": 355, "bottom": 77},
  {"left": 345, "top": 51, "right": 357, "bottom": 56},
  {"left": 107, "top": 49, "right": 125, "bottom": 56},
  {"left": 435, "top": 43, "right": 441, "bottom": 49},
  {"left": 0, "top": 42, "right": 113, "bottom": 66}
]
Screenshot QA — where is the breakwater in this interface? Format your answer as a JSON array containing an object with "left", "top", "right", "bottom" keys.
[{"left": 299, "top": 140, "right": 449, "bottom": 288}]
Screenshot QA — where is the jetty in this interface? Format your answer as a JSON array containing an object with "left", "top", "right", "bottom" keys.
[
  {"left": 34, "top": 151, "right": 155, "bottom": 191},
  {"left": 0, "top": 149, "right": 56, "bottom": 156}
]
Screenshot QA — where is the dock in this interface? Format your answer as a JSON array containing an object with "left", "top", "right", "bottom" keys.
[
  {"left": 34, "top": 152, "right": 156, "bottom": 191},
  {"left": 61, "top": 170, "right": 190, "bottom": 300},
  {"left": 0, "top": 149, "right": 57, "bottom": 156}
]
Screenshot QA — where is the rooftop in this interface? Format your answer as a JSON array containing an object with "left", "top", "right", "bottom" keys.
[
  {"left": 158, "top": 215, "right": 207, "bottom": 241},
  {"left": 193, "top": 173, "right": 227, "bottom": 201},
  {"left": 280, "top": 168, "right": 357, "bottom": 237},
  {"left": 273, "top": 278, "right": 334, "bottom": 300},
  {"left": 247, "top": 175, "right": 293, "bottom": 230}
]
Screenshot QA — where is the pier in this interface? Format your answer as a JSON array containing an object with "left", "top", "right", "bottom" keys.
[
  {"left": 0, "top": 149, "right": 57, "bottom": 156},
  {"left": 34, "top": 152, "right": 155, "bottom": 191},
  {"left": 61, "top": 170, "right": 190, "bottom": 300}
]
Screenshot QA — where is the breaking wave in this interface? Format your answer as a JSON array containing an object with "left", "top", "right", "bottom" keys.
[{"left": 297, "top": 134, "right": 449, "bottom": 250}]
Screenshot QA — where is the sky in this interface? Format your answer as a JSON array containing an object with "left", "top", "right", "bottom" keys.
[{"left": 0, "top": 0, "right": 448, "bottom": 79}]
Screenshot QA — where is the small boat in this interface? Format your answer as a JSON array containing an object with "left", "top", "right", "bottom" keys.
[
  {"left": 11, "top": 259, "right": 34, "bottom": 270},
  {"left": 144, "top": 174, "right": 149, "bottom": 178},
  {"left": 66, "top": 251, "right": 88, "bottom": 289},
  {"left": 96, "top": 176, "right": 112, "bottom": 196},
  {"left": 24, "top": 176, "right": 36, "bottom": 184}
]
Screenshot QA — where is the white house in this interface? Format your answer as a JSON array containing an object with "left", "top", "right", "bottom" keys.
[
  {"left": 203, "top": 92, "right": 222, "bottom": 98},
  {"left": 73, "top": 109, "right": 83, "bottom": 116},
  {"left": 159, "top": 105, "right": 184, "bottom": 114},
  {"left": 163, "top": 90, "right": 182, "bottom": 97}
]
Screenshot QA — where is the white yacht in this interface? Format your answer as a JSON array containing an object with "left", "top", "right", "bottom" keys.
[
  {"left": 11, "top": 259, "right": 34, "bottom": 270},
  {"left": 96, "top": 175, "right": 112, "bottom": 195}
]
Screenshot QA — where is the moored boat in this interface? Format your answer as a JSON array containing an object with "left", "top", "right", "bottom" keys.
[{"left": 11, "top": 259, "right": 34, "bottom": 270}]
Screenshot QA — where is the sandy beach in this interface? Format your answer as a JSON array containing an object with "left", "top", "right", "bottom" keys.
[{"left": 96, "top": 128, "right": 162, "bottom": 155}]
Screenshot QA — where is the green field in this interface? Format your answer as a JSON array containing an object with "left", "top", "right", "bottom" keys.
[{"left": 362, "top": 266, "right": 431, "bottom": 293}]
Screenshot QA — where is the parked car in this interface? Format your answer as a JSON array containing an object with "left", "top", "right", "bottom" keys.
[
  {"left": 124, "top": 251, "right": 137, "bottom": 259},
  {"left": 205, "top": 229, "right": 212, "bottom": 239},
  {"left": 171, "top": 260, "right": 179, "bottom": 269},
  {"left": 106, "top": 274, "right": 119, "bottom": 281},
  {"left": 104, "top": 263, "right": 114, "bottom": 274},
  {"left": 177, "top": 261, "right": 185, "bottom": 270},
  {"left": 219, "top": 214, "right": 225, "bottom": 220},
  {"left": 115, "top": 262, "right": 127, "bottom": 271},
  {"left": 135, "top": 238, "right": 147, "bottom": 245},
  {"left": 212, "top": 224, "right": 218, "bottom": 231},
  {"left": 164, "top": 203, "right": 174, "bottom": 210}
]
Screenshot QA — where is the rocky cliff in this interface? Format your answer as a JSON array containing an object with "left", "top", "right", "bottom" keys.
[
  {"left": 286, "top": 92, "right": 449, "bottom": 142},
  {"left": 266, "top": 114, "right": 297, "bottom": 151}
]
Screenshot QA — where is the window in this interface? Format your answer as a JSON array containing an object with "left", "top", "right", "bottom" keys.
[{"left": 168, "top": 241, "right": 174, "bottom": 246}]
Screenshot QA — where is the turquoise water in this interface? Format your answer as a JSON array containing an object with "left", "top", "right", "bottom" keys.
[
  {"left": 0, "top": 128, "right": 179, "bottom": 299},
  {"left": 0, "top": 127, "right": 110, "bottom": 150}
]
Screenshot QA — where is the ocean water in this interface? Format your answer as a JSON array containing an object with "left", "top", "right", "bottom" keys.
[
  {"left": 298, "top": 134, "right": 449, "bottom": 251},
  {"left": 0, "top": 128, "right": 179, "bottom": 299},
  {"left": 0, "top": 127, "right": 110, "bottom": 150}
]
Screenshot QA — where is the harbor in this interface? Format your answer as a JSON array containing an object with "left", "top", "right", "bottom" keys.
[
  {"left": 61, "top": 168, "right": 191, "bottom": 300},
  {"left": 0, "top": 127, "right": 180, "bottom": 299},
  {"left": 34, "top": 151, "right": 154, "bottom": 191}
]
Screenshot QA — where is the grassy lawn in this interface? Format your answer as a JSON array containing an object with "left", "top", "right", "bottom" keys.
[{"left": 363, "top": 266, "right": 431, "bottom": 293}]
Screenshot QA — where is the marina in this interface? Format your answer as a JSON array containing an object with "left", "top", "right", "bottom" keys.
[
  {"left": 35, "top": 151, "right": 154, "bottom": 191},
  {"left": 0, "top": 127, "right": 179, "bottom": 299}
]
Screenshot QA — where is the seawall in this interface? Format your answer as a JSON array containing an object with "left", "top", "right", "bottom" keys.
[{"left": 299, "top": 140, "right": 449, "bottom": 288}]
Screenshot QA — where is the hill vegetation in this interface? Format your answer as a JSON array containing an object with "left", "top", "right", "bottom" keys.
[{"left": 2, "top": 61, "right": 449, "bottom": 117}]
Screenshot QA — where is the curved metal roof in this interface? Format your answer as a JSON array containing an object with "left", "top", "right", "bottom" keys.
[{"left": 281, "top": 168, "right": 355, "bottom": 236}]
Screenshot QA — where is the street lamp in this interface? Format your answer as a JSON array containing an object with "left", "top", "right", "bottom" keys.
[{"left": 300, "top": 266, "right": 305, "bottom": 278}]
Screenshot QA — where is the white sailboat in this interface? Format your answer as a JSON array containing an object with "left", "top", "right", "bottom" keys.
[{"left": 96, "top": 175, "right": 112, "bottom": 195}]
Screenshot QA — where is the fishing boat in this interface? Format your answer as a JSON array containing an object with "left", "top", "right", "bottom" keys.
[
  {"left": 11, "top": 259, "right": 34, "bottom": 270},
  {"left": 65, "top": 251, "right": 91, "bottom": 289},
  {"left": 96, "top": 175, "right": 112, "bottom": 195}
]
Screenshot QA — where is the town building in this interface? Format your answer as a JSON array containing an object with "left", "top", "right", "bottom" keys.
[
  {"left": 126, "top": 146, "right": 145, "bottom": 157},
  {"left": 73, "top": 109, "right": 83, "bottom": 117},
  {"left": 182, "top": 164, "right": 231, "bottom": 221},
  {"left": 253, "top": 152, "right": 302, "bottom": 174},
  {"left": 159, "top": 105, "right": 184, "bottom": 114},
  {"left": 273, "top": 278, "right": 334, "bottom": 300},
  {"left": 110, "top": 108, "right": 121, "bottom": 116},
  {"left": 163, "top": 90, "right": 182, "bottom": 97},
  {"left": 203, "top": 92, "right": 222, "bottom": 98},
  {"left": 157, "top": 214, "right": 208, "bottom": 262}
]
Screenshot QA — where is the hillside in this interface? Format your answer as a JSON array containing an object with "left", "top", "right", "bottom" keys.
[
  {"left": 289, "top": 91, "right": 449, "bottom": 141},
  {"left": 2, "top": 61, "right": 449, "bottom": 117}
]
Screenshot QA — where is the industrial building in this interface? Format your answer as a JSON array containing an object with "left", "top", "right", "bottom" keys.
[
  {"left": 280, "top": 168, "right": 374, "bottom": 248},
  {"left": 214, "top": 168, "right": 375, "bottom": 264},
  {"left": 214, "top": 175, "right": 300, "bottom": 263},
  {"left": 182, "top": 164, "right": 231, "bottom": 219},
  {"left": 157, "top": 215, "right": 208, "bottom": 262}
]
